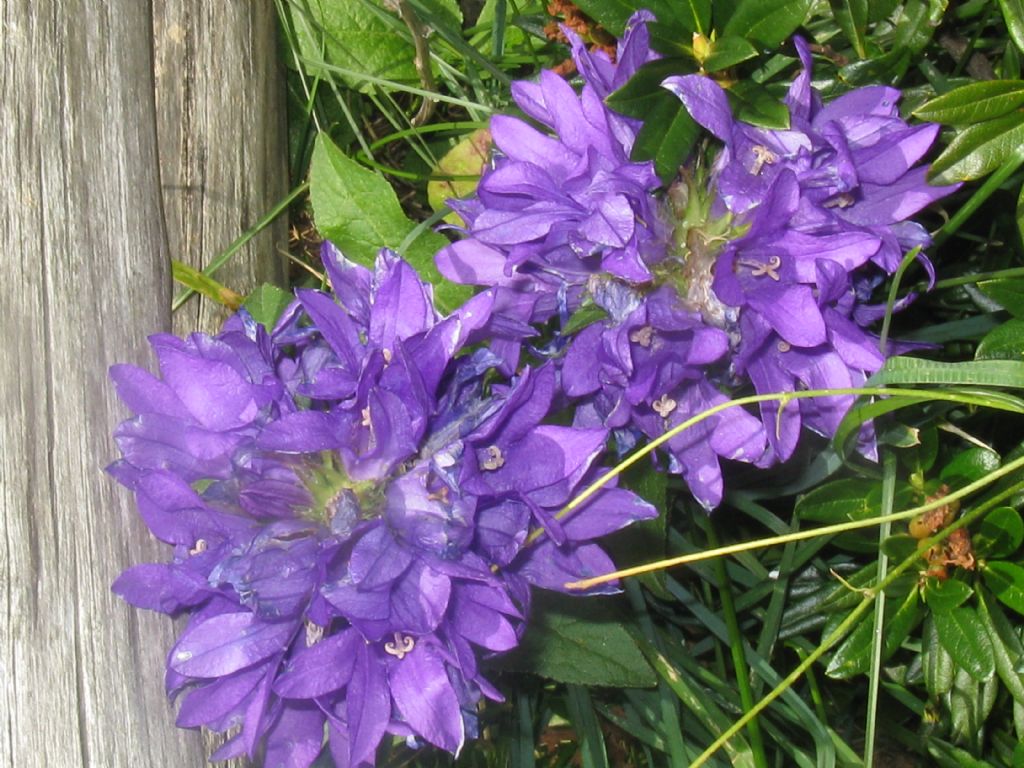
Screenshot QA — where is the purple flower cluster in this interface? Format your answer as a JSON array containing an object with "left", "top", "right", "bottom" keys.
[
  {"left": 437, "top": 18, "right": 957, "bottom": 508},
  {"left": 109, "top": 246, "right": 655, "bottom": 766}
]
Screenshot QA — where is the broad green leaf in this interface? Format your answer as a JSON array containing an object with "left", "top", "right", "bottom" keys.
[
  {"left": 934, "top": 606, "right": 996, "bottom": 681},
  {"left": 243, "top": 284, "right": 294, "bottom": 329},
  {"left": 605, "top": 58, "right": 692, "bottom": 119},
  {"left": 292, "top": 0, "right": 419, "bottom": 87},
  {"left": 831, "top": 0, "right": 868, "bottom": 58},
  {"left": 876, "top": 356, "right": 1024, "bottom": 388},
  {"left": 940, "top": 446, "right": 1001, "bottom": 488},
  {"left": 929, "top": 110, "right": 1024, "bottom": 183},
  {"left": 310, "top": 135, "right": 470, "bottom": 313},
  {"left": 728, "top": 80, "right": 791, "bottom": 128},
  {"left": 881, "top": 533, "right": 922, "bottom": 561},
  {"left": 426, "top": 128, "right": 491, "bottom": 225},
  {"left": 924, "top": 615, "right": 955, "bottom": 697},
  {"left": 979, "top": 278, "right": 1024, "bottom": 318},
  {"left": 702, "top": 36, "right": 759, "bottom": 72},
  {"left": 825, "top": 610, "right": 873, "bottom": 679},
  {"left": 171, "top": 261, "right": 243, "bottom": 310},
  {"left": 975, "top": 506, "right": 1024, "bottom": 558},
  {"left": 503, "top": 592, "right": 657, "bottom": 687},
  {"left": 722, "top": 0, "right": 812, "bottom": 47},
  {"left": 914, "top": 80, "right": 1024, "bottom": 124},
  {"left": 794, "top": 478, "right": 879, "bottom": 523},
  {"left": 999, "top": 0, "right": 1024, "bottom": 55},
  {"left": 631, "top": 96, "right": 699, "bottom": 184},
  {"left": 923, "top": 577, "right": 973, "bottom": 613},
  {"left": 983, "top": 560, "right": 1024, "bottom": 615},
  {"left": 977, "top": 319, "right": 1024, "bottom": 360},
  {"left": 1019, "top": 181, "right": 1024, "bottom": 245},
  {"left": 977, "top": 587, "right": 1024, "bottom": 706},
  {"left": 827, "top": 588, "right": 920, "bottom": 678},
  {"left": 795, "top": 477, "right": 913, "bottom": 524}
]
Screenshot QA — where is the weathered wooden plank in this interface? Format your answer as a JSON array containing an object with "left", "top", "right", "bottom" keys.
[
  {"left": 154, "top": 1, "right": 288, "bottom": 338},
  {"left": 0, "top": 2, "right": 208, "bottom": 766}
]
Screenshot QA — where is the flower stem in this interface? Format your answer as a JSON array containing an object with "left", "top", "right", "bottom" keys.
[
  {"left": 687, "top": 476, "right": 1024, "bottom": 767},
  {"left": 931, "top": 151, "right": 1024, "bottom": 249},
  {"left": 565, "top": 447, "right": 1024, "bottom": 590},
  {"left": 705, "top": 521, "right": 769, "bottom": 768}
]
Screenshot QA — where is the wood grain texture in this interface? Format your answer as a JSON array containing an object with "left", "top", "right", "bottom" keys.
[
  {"left": 154, "top": 0, "right": 288, "bottom": 337},
  {"left": 2, "top": 2, "right": 288, "bottom": 766},
  {"left": 0, "top": 2, "right": 208, "bottom": 766}
]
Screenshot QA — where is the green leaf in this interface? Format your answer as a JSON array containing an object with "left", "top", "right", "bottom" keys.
[
  {"left": 924, "top": 615, "right": 955, "bottom": 697},
  {"left": 998, "top": 0, "right": 1024, "bottom": 56},
  {"left": 291, "top": 0, "right": 420, "bottom": 87},
  {"left": 310, "top": 135, "right": 470, "bottom": 313},
  {"left": 502, "top": 592, "right": 657, "bottom": 687},
  {"left": 702, "top": 36, "right": 759, "bottom": 72},
  {"left": 983, "top": 561, "right": 1024, "bottom": 616},
  {"left": 875, "top": 356, "right": 1024, "bottom": 388},
  {"left": 914, "top": 80, "right": 1024, "bottom": 125},
  {"left": 243, "top": 284, "right": 294, "bottom": 329},
  {"left": 562, "top": 303, "right": 608, "bottom": 337},
  {"left": 923, "top": 577, "right": 974, "bottom": 613},
  {"left": 795, "top": 478, "right": 912, "bottom": 524},
  {"left": 934, "top": 606, "right": 996, "bottom": 681},
  {"left": 631, "top": 96, "right": 699, "bottom": 184},
  {"left": 605, "top": 59, "right": 693, "bottom": 120},
  {"left": 831, "top": 0, "right": 868, "bottom": 58},
  {"left": 722, "top": 0, "right": 811, "bottom": 47},
  {"left": 426, "top": 128, "right": 491, "bottom": 225},
  {"left": 977, "top": 587, "right": 1024, "bottom": 706},
  {"left": 940, "top": 446, "right": 1002, "bottom": 488},
  {"left": 827, "top": 588, "right": 921, "bottom": 678},
  {"left": 975, "top": 506, "right": 1024, "bottom": 558},
  {"left": 977, "top": 319, "right": 1024, "bottom": 361},
  {"left": 978, "top": 278, "right": 1024, "bottom": 318},
  {"left": 728, "top": 80, "right": 791, "bottom": 129},
  {"left": 881, "top": 533, "right": 922, "bottom": 561},
  {"left": 929, "top": 110, "right": 1024, "bottom": 184}
]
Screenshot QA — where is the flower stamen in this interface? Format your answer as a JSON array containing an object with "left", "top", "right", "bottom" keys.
[
  {"left": 629, "top": 326, "right": 654, "bottom": 347},
  {"left": 736, "top": 255, "right": 782, "bottom": 281},
  {"left": 776, "top": 341, "right": 791, "bottom": 353},
  {"left": 384, "top": 632, "right": 416, "bottom": 660},
  {"left": 824, "top": 192, "right": 855, "bottom": 209},
  {"left": 652, "top": 393, "right": 677, "bottom": 418},
  {"left": 481, "top": 445, "right": 505, "bottom": 471},
  {"left": 750, "top": 145, "right": 778, "bottom": 176},
  {"left": 305, "top": 621, "right": 324, "bottom": 646},
  {"left": 189, "top": 539, "right": 207, "bottom": 556}
]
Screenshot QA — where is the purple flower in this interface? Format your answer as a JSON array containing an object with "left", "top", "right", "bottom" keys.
[
  {"left": 662, "top": 38, "right": 958, "bottom": 461},
  {"left": 434, "top": 19, "right": 957, "bottom": 507},
  {"left": 111, "top": 246, "right": 655, "bottom": 766}
]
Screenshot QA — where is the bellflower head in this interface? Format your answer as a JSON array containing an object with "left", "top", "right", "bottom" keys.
[
  {"left": 434, "top": 15, "right": 957, "bottom": 507},
  {"left": 110, "top": 246, "right": 655, "bottom": 766},
  {"left": 662, "top": 37, "right": 959, "bottom": 462},
  {"left": 436, "top": 10, "right": 664, "bottom": 310}
]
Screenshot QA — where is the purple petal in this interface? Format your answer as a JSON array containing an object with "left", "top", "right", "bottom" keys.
[
  {"left": 170, "top": 612, "right": 295, "bottom": 678},
  {"left": 747, "top": 284, "right": 828, "bottom": 347},
  {"left": 389, "top": 643, "right": 465, "bottom": 753},
  {"left": 109, "top": 363, "right": 190, "bottom": 419},
  {"left": 517, "top": 540, "right": 619, "bottom": 595},
  {"left": 176, "top": 665, "right": 266, "bottom": 728},
  {"left": 274, "top": 629, "right": 361, "bottom": 699},
  {"left": 662, "top": 75, "right": 734, "bottom": 144},
  {"left": 347, "top": 644, "right": 391, "bottom": 767},
  {"left": 561, "top": 487, "right": 657, "bottom": 541},
  {"left": 263, "top": 703, "right": 326, "bottom": 768}
]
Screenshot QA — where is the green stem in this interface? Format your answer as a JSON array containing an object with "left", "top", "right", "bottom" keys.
[
  {"left": 932, "top": 151, "right": 1024, "bottom": 249},
  {"left": 171, "top": 182, "right": 309, "bottom": 312},
  {"left": 879, "top": 246, "right": 921, "bottom": 356},
  {"left": 932, "top": 265, "right": 1024, "bottom": 291},
  {"left": 706, "top": 523, "right": 769, "bottom": 768},
  {"left": 567, "top": 447, "right": 1024, "bottom": 590},
  {"left": 863, "top": 452, "right": 896, "bottom": 768},
  {"left": 689, "top": 477, "right": 1024, "bottom": 768},
  {"left": 533, "top": 384, "right": 1023, "bottom": 550}
]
